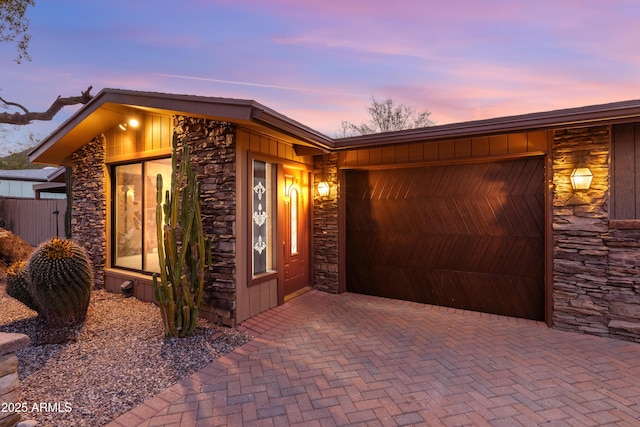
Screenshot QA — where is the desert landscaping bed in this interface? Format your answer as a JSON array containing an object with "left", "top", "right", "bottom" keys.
[{"left": 0, "top": 284, "right": 251, "bottom": 427}]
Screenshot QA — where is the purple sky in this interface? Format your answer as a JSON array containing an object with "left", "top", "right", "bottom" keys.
[{"left": 1, "top": 0, "right": 639, "bottom": 155}]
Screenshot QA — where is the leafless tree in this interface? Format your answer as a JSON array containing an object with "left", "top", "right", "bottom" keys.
[
  {"left": 1, "top": 1, "right": 94, "bottom": 127},
  {"left": 0, "top": 86, "right": 94, "bottom": 125},
  {"left": 338, "top": 96, "right": 434, "bottom": 137}
]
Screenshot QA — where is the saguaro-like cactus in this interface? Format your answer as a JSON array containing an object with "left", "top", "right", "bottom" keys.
[
  {"left": 27, "top": 238, "right": 93, "bottom": 328},
  {"left": 153, "top": 133, "right": 211, "bottom": 338}
]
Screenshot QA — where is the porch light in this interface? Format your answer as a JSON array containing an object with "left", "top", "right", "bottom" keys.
[
  {"left": 118, "top": 118, "right": 140, "bottom": 131},
  {"left": 570, "top": 167, "right": 593, "bottom": 191},
  {"left": 317, "top": 181, "right": 330, "bottom": 197}
]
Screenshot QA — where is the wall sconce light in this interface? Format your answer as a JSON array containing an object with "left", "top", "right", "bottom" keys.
[
  {"left": 570, "top": 167, "right": 593, "bottom": 191},
  {"left": 119, "top": 118, "right": 140, "bottom": 131},
  {"left": 317, "top": 181, "right": 330, "bottom": 198}
]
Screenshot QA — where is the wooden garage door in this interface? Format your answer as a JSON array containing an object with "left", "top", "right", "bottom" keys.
[{"left": 345, "top": 157, "right": 545, "bottom": 320}]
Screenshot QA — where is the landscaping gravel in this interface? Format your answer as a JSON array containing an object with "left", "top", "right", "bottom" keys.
[{"left": 0, "top": 285, "right": 251, "bottom": 427}]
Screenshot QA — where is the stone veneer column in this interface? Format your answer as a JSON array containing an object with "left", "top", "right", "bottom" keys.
[
  {"left": 0, "top": 333, "right": 30, "bottom": 427},
  {"left": 313, "top": 153, "right": 340, "bottom": 293},
  {"left": 71, "top": 135, "right": 107, "bottom": 289},
  {"left": 174, "top": 116, "right": 237, "bottom": 325},
  {"left": 552, "top": 126, "right": 611, "bottom": 336}
]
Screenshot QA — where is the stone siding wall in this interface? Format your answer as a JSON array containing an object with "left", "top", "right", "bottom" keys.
[
  {"left": 604, "top": 227, "right": 640, "bottom": 339},
  {"left": 312, "top": 153, "right": 340, "bottom": 293},
  {"left": 552, "top": 125, "right": 640, "bottom": 342},
  {"left": 0, "top": 333, "right": 30, "bottom": 427},
  {"left": 71, "top": 135, "right": 107, "bottom": 289},
  {"left": 174, "top": 116, "right": 237, "bottom": 325}
]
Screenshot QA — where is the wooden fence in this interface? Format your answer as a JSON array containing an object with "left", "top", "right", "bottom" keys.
[{"left": 0, "top": 197, "right": 68, "bottom": 246}]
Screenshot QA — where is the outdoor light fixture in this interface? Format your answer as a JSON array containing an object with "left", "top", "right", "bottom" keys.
[
  {"left": 570, "top": 167, "right": 593, "bottom": 191},
  {"left": 317, "top": 181, "right": 330, "bottom": 198},
  {"left": 118, "top": 118, "right": 140, "bottom": 131}
]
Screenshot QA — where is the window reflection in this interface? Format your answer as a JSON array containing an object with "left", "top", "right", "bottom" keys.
[
  {"left": 290, "top": 188, "right": 298, "bottom": 254},
  {"left": 114, "top": 159, "right": 172, "bottom": 273}
]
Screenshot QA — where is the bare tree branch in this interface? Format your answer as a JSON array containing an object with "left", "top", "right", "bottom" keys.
[{"left": 0, "top": 86, "right": 94, "bottom": 125}]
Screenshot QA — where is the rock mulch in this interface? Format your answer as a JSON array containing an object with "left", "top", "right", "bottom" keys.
[{"left": 0, "top": 285, "right": 251, "bottom": 427}]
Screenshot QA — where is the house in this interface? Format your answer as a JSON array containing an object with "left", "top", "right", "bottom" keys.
[
  {"left": 29, "top": 88, "right": 640, "bottom": 342},
  {"left": 0, "top": 167, "right": 66, "bottom": 199}
]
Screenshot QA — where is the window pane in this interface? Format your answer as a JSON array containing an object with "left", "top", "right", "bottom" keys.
[
  {"left": 144, "top": 159, "right": 172, "bottom": 273},
  {"left": 290, "top": 188, "right": 298, "bottom": 254},
  {"left": 252, "top": 160, "right": 273, "bottom": 276},
  {"left": 114, "top": 164, "right": 143, "bottom": 270}
]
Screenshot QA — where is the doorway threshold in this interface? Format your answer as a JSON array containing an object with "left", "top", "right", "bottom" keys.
[{"left": 284, "top": 286, "right": 313, "bottom": 302}]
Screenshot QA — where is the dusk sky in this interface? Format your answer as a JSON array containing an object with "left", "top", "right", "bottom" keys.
[{"left": 1, "top": 0, "right": 639, "bottom": 155}]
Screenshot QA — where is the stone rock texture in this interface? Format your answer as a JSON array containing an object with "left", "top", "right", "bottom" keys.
[
  {"left": 313, "top": 153, "right": 340, "bottom": 293},
  {"left": 174, "top": 116, "right": 237, "bottom": 326},
  {"left": 553, "top": 125, "right": 640, "bottom": 342},
  {"left": 71, "top": 135, "right": 106, "bottom": 290},
  {"left": 0, "top": 333, "right": 30, "bottom": 427}
]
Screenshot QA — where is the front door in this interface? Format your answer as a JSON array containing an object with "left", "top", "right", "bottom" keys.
[{"left": 282, "top": 166, "right": 310, "bottom": 297}]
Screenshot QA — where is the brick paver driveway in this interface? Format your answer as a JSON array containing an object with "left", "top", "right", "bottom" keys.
[{"left": 108, "top": 290, "right": 640, "bottom": 426}]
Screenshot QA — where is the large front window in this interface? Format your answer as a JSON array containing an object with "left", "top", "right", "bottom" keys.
[{"left": 113, "top": 159, "right": 172, "bottom": 273}]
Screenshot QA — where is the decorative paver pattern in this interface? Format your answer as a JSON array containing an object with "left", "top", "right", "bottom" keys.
[{"left": 107, "top": 291, "right": 640, "bottom": 426}]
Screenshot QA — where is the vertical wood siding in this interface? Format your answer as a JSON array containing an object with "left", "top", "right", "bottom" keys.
[
  {"left": 612, "top": 123, "right": 640, "bottom": 219},
  {"left": 0, "top": 198, "right": 68, "bottom": 246},
  {"left": 106, "top": 114, "right": 172, "bottom": 161},
  {"left": 339, "top": 130, "right": 550, "bottom": 168}
]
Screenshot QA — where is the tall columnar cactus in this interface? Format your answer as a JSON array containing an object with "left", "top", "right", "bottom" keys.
[
  {"left": 27, "top": 238, "right": 93, "bottom": 328},
  {"left": 153, "top": 133, "right": 211, "bottom": 338},
  {"left": 5, "top": 260, "right": 39, "bottom": 312}
]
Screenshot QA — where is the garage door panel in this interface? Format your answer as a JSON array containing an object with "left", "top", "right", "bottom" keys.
[{"left": 345, "top": 157, "right": 545, "bottom": 321}]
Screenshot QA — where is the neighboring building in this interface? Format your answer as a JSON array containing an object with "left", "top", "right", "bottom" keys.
[
  {"left": 0, "top": 167, "right": 66, "bottom": 199},
  {"left": 28, "top": 89, "right": 640, "bottom": 342}
]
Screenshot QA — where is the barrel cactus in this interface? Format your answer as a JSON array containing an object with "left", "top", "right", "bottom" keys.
[
  {"left": 27, "top": 238, "right": 93, "bottom": 328},
  {"left": 5, "top": 260, "right": 39, "bottom": 312}
]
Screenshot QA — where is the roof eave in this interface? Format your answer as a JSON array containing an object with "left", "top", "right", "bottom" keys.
[
  {"left": 28, "top": 89, "right": 335, "bottom": 164},
  {"left": 335, "top": 99, "right": 640, "bottom": 149}
]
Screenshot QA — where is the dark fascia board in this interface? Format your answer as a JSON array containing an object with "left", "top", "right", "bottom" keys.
[
  {"left": 45, "top": 166, "right": 66, "bottom": 182},
  {"left": 250, "top": 106, "right": 334, "bottom": 151},
  {"left": 32, "top": 182, "right": 66, "bottom": 192},
  {"left": 29, "top": 88, "right": 335, "bottom": 164},
  {"left": 334, "top": 99, "right": 640, "bottom": 149},
  {"left": 29, "top": 90, "right": 640, "bottom": 164}
]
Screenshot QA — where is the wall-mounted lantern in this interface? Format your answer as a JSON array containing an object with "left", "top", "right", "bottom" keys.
[
  {"left": 317, "top": 181, "right": 330, "bottom": 198},
  {"left": 570, "top": 167, "right": 593, "bottom": 191}
]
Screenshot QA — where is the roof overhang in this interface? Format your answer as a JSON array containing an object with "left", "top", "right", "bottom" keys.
[
  {"left": 334, "top": 99, "right": 640, "bottom": 149},
  {"left": 29, "top": 89, "right": 640, "bottom": 166},
  {"left": 29, "top": 89, "right": 334, "bottom": 165}
]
